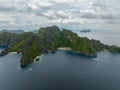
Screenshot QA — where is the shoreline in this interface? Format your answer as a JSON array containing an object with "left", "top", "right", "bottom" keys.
[
  {"left": 9, "top": 52, "right": 17, "bottom": 54},
  {"left": 57, "top": 47, "right": 72, "bottom": 50},
  {"left": 34, "top": 54, "right": 44, "bottom": 62}
]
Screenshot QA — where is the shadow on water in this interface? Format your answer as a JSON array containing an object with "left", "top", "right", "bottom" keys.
[
  {"left": 0, "top": 46, "right": 8, "bottom": 51},
  {"left": 60, "top": 50, "right": 94, "bottom": 58},
  {"left": 0, "top": 45, "right": 8, "bottom": 48}
]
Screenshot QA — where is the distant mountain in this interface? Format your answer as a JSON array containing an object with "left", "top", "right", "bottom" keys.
[
  {"left": 80, "top": 29, "right": 91, "bottom": 33},
  {"left": 32, "top": 30, "right": 39, "bottom": 33},
  {"left": 0, "top": 25, "right": 120, "bottom": 67},
  {"left": 0, "top": 29, "right": 24, "bottom": 34}
]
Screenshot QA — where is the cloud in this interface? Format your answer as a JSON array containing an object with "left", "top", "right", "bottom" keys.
[
  {"left": 100, "top": 14, "right": 114, "bottom": 20},
  {"left": 0, "top": 4, "right": 16, "bottom": 12},
  {"left": 79, "top": 10, "right": 115, "bottom": 20},
  {"left": 0, "top": 0, "right": 119, "bottom": 30},
  {"left": 79, "top": 11, "right": 97, "bottom": 19},
  {"left": 92, "top": 1, "right": 109, "bottom": 10},
  {"left": 35, "top": 10, "right": 70, "bottom": 21}
]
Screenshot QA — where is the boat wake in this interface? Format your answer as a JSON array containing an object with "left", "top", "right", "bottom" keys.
[
  {"left": 26, "top": 68, "right": 32, "bottom": 72},
  {"left": 92, "top": 58, "right": 120, "bottom": 65},
  {"left": 17, "top": 66, "right": 33, "bottom": 72}
]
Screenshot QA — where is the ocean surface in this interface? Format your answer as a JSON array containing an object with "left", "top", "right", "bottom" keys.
[
  {"left": 76, "top": 29, "right": 120, "bottom": 46},
  {"left": 0, "top": 30, "right": 120, "bottom": 90}
]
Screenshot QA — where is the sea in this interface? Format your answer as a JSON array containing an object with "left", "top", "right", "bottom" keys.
[{"left": 0, "top": 30, "right": 120, "bottom": 90}]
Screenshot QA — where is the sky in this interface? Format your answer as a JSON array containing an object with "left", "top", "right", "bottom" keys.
[{"left": 0, "top": 0, "right": 120, "bottom": 31}]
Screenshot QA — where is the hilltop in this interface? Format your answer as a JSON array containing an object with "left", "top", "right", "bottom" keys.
[{"left": 0, "top": 26, "right": 120, "bottom": 67}]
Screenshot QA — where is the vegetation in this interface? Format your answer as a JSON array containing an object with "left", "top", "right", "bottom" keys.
[{"left": 0, "top": 25, "right": 120, "bottom": 67}]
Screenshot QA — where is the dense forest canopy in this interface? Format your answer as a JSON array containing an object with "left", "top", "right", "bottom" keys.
[{"left": 0, "top": 26, "right": 120, "bottom": 67}]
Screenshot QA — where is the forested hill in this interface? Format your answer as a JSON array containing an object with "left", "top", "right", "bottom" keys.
[
  {"left": 0, "top": 25, "right": 120, "bottom": 67},
  {"left": 0, "top": 30, "right": 24, "bottom": 34}
]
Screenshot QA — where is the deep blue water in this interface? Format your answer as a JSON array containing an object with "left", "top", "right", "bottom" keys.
[
  {"left": 0, "top": 48, "right": 120, "bottom": 90},
  {"left": 0, "top": 30, "right": 120, "bottom": 90}
]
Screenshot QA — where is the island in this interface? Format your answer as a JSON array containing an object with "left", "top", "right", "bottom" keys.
[
  {"left": 0, "top": 25, "right": 120, "bottom": 67},
  {"left": 80, "top": 29, "right": 91, "bottom": 33}
]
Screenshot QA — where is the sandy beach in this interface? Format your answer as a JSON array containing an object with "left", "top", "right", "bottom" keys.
[{"left": 57, "top": 47, "right": 72, "bottom": 50}]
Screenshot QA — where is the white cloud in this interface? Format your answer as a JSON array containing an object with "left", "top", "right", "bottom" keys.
[
  {"left": 57, "top": 11, "right": 67, "bottom": 17},
  {"left": 0, "top": 0, "right": 119, "bottom": 30}
]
